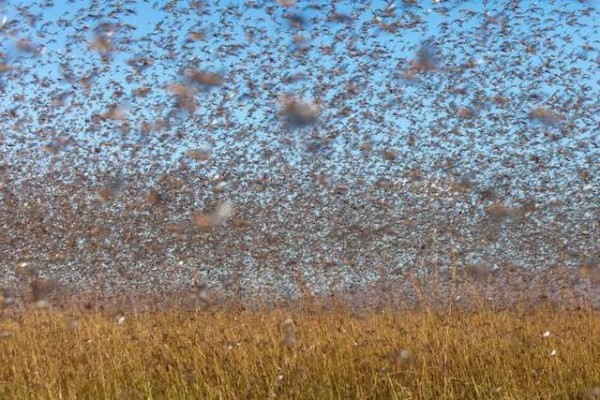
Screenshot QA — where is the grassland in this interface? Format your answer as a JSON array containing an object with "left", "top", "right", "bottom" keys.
[{"left": 0, "top": 298, "right": 598, "bottom": 399}]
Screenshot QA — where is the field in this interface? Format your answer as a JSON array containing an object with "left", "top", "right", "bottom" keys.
[{"left": 0, "top": 293, "right": 599, "bottom": 399}]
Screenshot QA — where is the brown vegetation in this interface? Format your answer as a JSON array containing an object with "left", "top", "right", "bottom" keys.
[{"left": 0, "top": 299, "right": 598, "bottom": 399}]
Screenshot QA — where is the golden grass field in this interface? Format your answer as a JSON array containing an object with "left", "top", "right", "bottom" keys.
[{"left": 0, "top": 299, "right": 599, "bottom": 400}]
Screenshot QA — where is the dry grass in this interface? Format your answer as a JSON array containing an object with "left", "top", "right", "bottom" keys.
[{"left": 0, "top": 302, "right": 598, "bottom": 399}]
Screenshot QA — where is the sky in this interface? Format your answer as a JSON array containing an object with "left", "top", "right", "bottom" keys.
[
  {"left": 0, "top": 0, "right": 598, "bottom": 202},
  {"left": 0, "top": 0, "right": 598, "bottom": 294}
]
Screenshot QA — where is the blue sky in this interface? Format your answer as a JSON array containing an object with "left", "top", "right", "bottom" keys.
[{"left": 0, "top": 0, "right": 598, "bottom": 201}]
